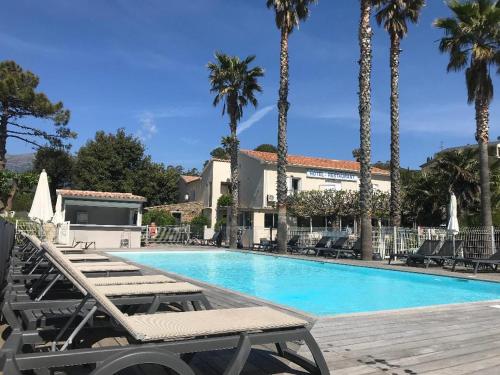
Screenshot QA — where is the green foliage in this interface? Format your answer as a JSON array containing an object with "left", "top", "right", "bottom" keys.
[
  {"left": 12, "top": 191, "right": 34, "bottom": 212},
  {"left": 287, "top": 189, "right": 390, "bottom": 219},
  {"left": 401, "top": 148, "right": 497, "bottom": 226},
  {"left": 217, "top": 194, "right": 233, "bottom": 207},
  {"left": 34, "top": 146, "right": 73, "bottom": 201},
  {"left": 208, "top": 53, "right": 264, "bottom": 124},
  {"left": 214, "top": 218, "right": 227, "bottom": 230},
  {"left": 0, "top": 170, "right": 38, "bottom": 212},
  {"left": 372, "top": 0, "right": 425, "bottom": 40},
  {"left": 72, "top": 129, "right": 180, "bottom": 206},
  {"left": 254, "top": 144, "right": 277, "bottom": 153},
  {"left": 191, "top": 215, "right": 210, "bottom": 227},
  {"left": 0, "top": 60, "right": 75, "bottom": 153},
  {"left": 210, "top": 147, "right": 229, "bottom": 160},
  {"left": 434, "top": 0, "right": 500, "bottom": 105},
  {"left": 267, "top": 0, "right": 317, "bottom": 34},
  {"left": 142, "top": 209, "right": 176, "bottom": 226}
]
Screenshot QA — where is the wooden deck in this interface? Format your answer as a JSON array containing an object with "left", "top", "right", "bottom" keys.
[
  {"left": 108, "top": 251, "right": 500, "bottom": 374},
  {"left": 3, "top": 250, "right": 500, "bottom": 374}
]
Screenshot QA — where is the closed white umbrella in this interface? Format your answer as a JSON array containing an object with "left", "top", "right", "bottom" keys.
[
  {"left": 29, "top": 169, "right": 53, "bottom": 223},
  {"left": 447, "top": 193, "right": 460, "bottom": 257},
  {"left": 51, "top": 194, "right": 63, "bottom": 225},
  {"left": 447, "top": 193, "right": 459, "bottom": 234}
]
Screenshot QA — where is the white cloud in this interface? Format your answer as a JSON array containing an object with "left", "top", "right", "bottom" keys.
[
  {"left": 237, "top": 105, "right": 274, "bottom": 135},
  {"left": 136, "top": 111, "right": 158, "bottom": 141}
]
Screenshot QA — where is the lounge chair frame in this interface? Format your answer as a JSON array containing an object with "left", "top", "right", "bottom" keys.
[{"left": 3, "top": 324, "right": 327, "bottom": 375}]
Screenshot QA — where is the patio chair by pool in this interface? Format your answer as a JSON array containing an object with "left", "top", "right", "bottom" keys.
[
  {"left": 0, "top": 242, "right": 329, "bottom": 375},
  {"left": 388, "top": 239, "right": 441, "bottom": 265},
  {"left": 407, "top": 240, "right": 463, "bottom": 268},
  {"left": 452, "top": 251, "right": 500, "bottom": 274},
  {"left": 321, "top": 237, "right": 351, "bottom": 258},
  {"left": 3, "top": 241, "right": 212, "bottom": 331},
  {"left": 301, "top": 236, "right": 332, "bottom": 256},
  {"left": 252, "top": 238, "right": 272, "bottom": 251},
  {"left": 286, "top": 235, "right": 301, "bottom": 253}
]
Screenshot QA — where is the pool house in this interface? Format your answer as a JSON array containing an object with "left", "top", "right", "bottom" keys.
[{"left": 56, "top": 189, "right": 146, "bottom": 248}]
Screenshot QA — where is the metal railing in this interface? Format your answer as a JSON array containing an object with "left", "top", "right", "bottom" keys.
[
  {"left": 15, "top": 219, "right": 42, "bottom": 241},
  {"left": 141, "top": 224, "right": 191, "bottom": 245},
  {"left": 139, "top": 223, "right": 499, "bottom": 259}
]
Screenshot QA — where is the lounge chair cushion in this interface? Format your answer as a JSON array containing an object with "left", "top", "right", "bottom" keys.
[
  {"left": 124, "top": 306, "right": 307, "bottom": 341},
  {"left": 74, "top": 262, "right": 140, "bottom": 272},
  {"left": 97, "top": 282, "right": 203, "bottom": 296},
  {"left": 90, "top": 275, "right": 176, "bottom": 286},
  {"left": 65, "top": 254, "right": 109, "bottom": 261}
]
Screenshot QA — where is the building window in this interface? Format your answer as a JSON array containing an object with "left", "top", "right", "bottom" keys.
[
  {"left": 264, "top": 213, "right": 278, "bottom": 228},
  {"left": 76, "top": 211, "right": 88, "bottom": 224},
  {"left": 291, "top": 178, "right": 301, "bottom": 194}
]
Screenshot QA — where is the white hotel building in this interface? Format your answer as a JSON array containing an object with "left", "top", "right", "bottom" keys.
[{"left": 179, "top": 150, "right": 390, "bottom": 243}]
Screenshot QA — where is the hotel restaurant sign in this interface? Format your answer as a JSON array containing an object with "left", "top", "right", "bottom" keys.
[{"left": 306, "top": 169, "right": 358, "bottom": 182}]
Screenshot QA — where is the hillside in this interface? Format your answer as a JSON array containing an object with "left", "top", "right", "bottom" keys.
[{"left": 5, "top": 153, "right": 35, "bottom": 173}]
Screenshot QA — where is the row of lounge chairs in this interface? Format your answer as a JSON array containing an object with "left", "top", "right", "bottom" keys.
[
  {"left": 389, "top": 239, "right": 500, "bottom": 274},
  {"left": 0, "top": 230, "right": 329, "bottom": 374},
  {"left": 252, "top": 235, "right": 361, "bottom": 259}
]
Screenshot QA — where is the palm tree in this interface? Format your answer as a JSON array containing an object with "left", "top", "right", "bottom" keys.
[
  {"left": 208, "top": 53, "right": 264, "bottom": 248},
  {"left": 372, "top": 0, "right": 425, "bottom": 227},
  {"left": 435, "top": 0, "right": 500, "bottom": 228},
  {"left": 267, "top": 0, "right": 317, "bottom": 254},
  {"left": 358, "top": 0, "right": 374, "bottom": 260}
]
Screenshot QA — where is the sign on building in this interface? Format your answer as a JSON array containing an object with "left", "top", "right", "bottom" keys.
[{"left": 306, "top": 169, "right": 358, "bottom": 182}]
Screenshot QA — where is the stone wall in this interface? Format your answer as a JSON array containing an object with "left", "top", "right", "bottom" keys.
[{"left": 149, "top": 202, "right": 203, "bottom": 223}]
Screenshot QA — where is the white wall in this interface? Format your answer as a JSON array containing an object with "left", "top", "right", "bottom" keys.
[
  {"left": 69, "top": 225, "right": 142, "bottom": 249},
  {"left": 238, "top": 153, "right": 265, "bottom": 209}
]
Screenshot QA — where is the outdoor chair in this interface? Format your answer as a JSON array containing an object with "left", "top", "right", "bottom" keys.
[
  {"left": 0, "top": 241, "right": 329, "bottom": 375},
  {"left": 388, "top": 239, "right": 441, "bottom": 265},
  {"left": 408, "top": 239, "right": 463, "bottom": 268},
  {"left": 2, "top": 237, "right": 212, "bottom": 330},
  {"left": 301, "top": 236, "right": 332, "bottom": 256},
  {"left": 252, "top": 238, "right": 271, "bottom": 251},
  {"left": 320, "top": 237, "right": 350, "bottom": 258},
  {"left": 8, "top": 239, "right": 141, "bottom": 282},
  {"left": 452, "top": 251, "right": 500, "bottom": 274},
  {"left": 326, "top": 237, "right": 361, "bottom": 259},
  {"left": 286, "top": 235, "right": 301, "bottom": 253}
]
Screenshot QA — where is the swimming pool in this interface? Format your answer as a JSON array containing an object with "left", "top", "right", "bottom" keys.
[{"left": 111, "top": 250, "right": 500, "bottom": 316}]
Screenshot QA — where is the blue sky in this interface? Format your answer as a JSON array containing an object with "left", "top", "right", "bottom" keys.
[{"left": 2, "top": 0, "right": 499, "bottom": 169}]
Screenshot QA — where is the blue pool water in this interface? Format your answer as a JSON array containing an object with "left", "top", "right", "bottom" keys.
[{"left": 111, "top": 250, "right": 500, "bottom": 316}]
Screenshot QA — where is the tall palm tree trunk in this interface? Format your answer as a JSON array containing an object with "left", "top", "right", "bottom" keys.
[
  {"left": 277, "top": 28, "right": 290, "bottom": 254},
  {"left": 358, "top": 0, "right": 373, "bottom": 260},
  {"left": 229, "top": 106, "right": 240, "bottom": 248},
  {"left": 475, "top": 96, "right": 493, "bottom": 228},
  {"left": 389, "top": 34, "right": 401, "bottom": 227},
  {"left": 0, "top": 114, "right": 8, "bottom": 171}
]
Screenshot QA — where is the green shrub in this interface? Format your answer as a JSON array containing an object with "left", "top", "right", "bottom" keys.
[
  {"left": 12, "top": 192, "right": 34, "bottom": 212},
  {"left": 143, "top": 209, "right": 176, "bottom": 226},
  {"left": 217, "top": 194, "right": 233, "bottom": 207},
  {"left": 214, "top": 218, "right": 227, "bottom": 230},
  {"left": 191, "top": 215, "right": 210, "bottom": 227}
]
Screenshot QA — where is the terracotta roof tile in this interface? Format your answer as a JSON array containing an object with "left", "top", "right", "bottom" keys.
[
  {"left": 56, "top": 189, "right": 147, "bottom": 202},
  {"left": 181, "top": 175, "right": 201, "bottom": 183},
  {"left": 240, "top": 150, "right": 389, "bottom": 176}
]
